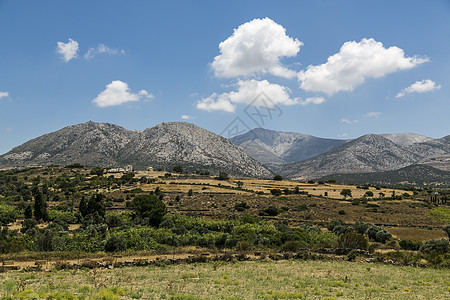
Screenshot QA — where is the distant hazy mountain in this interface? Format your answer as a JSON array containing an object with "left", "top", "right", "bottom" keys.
[
  {"left": 319, "top": 164, "right": 450, "bottom": 187},
  {"left": 409, "top": 135, "right": 450, "bottom": 158},
  {"left": 380, "top": 133, "right": 433, "bottom": 147},
  {"left": 0, "top": 121, "right": 272, "bottom": 178},
  {"left": 230, "top": 128, "right": 347, "bottom": 168},
  {"left": 278, "top": 134, "right": 424, "bottom": 179}
]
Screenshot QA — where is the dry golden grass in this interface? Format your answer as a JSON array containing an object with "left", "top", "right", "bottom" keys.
[{"left": 386, "top": 227, "right": 447, "bottom": 242}]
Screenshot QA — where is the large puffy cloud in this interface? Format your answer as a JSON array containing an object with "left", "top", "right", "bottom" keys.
[
  {"left": 211, "top": 18, "right": 302, "bottom": 79},
  {"left": 84, "top": 44, "right": 125, "bottom": 59},
  {"left": 298, "top": 38, "right": 429, "bottom": 95},
  {"left": 196, "top": 79, "right": 303, "bottom": 112},
  {"left": 396, "top": 79, "right": 441, "bottom": 98},
  {"left": 92, "top": 80, "right": 153, "bottom": 108},
  {"left": 56, "top": 38, "right": 79, "bottom": 62}
]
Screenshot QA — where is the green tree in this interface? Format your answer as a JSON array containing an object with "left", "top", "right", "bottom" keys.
[
  {"left": 90, "top": 167, "right": 104, "bottom": 177},
  {"left": 273, "top": 175, "right": 283, "bottom": 181},
  {"left": 154, "top": 187, "right": 161, "bottom": 196},
  {"left": 87, "top": 194, "right": 105, "bottom": 217},
  {"left": 34, "top": 192, "right": 48, "bottom": 222},
  {"left": 443, "top": 224, "right": 450, "bottom": 239},
  {"left": 340, "top": 189, "right": 352, "bottom": 199},
  {"left": 24, "top": 204, "right": 33, "bottom": 219},
  {"left": 217, "top": 172, "right": 229, "bottom": 180},
  {"left": 173, "top": 165, "right": 183, "bottom": 174},
  {"left": 364, "top": 191, "right": 374, "bottom": 197},
  {"left": 79, "top": 196, "right": 88, "bottom": 217},
  {"left": 130, "top": 194, "right": 167, "bottom": 227},
  {"left": 0, "top": 204, "right": 18, "bottom": 225}
]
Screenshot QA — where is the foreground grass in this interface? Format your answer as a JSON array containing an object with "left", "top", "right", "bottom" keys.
[{"left": 1, "top": 260, "right": 449, "bottom": 299}]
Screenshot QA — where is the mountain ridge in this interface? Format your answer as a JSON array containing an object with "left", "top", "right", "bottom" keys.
[
  {"left": 277, "top": 134, "right": 425, "bottom": 179},
  {"left": 0, "top": 121, "right": 273, "bottom": 178}
]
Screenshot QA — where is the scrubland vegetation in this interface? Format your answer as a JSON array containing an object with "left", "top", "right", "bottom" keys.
[{"left": 0, "top": 166, "right": 449, "bottom": 299}]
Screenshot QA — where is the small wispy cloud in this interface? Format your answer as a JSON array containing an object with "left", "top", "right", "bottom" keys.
[
  {"left": 84, "top": 44, "right": 125, "bottom": 59},
  {"left": 299, "top": 97, "right": 325, "bottom": 106},
  {"left": 365, "top": 112, "right": 381, "bottom": 118},
  {"left": 0, "top": 91, "right": 9, "bottom": 100},
  {"left": 340, "top": 118, "right": 359, "bottom": 124},
  {"left": 56, "top": 38, "right": 79, "bottom": 62},
  {"left": 396, "top": 79, "right": 441, "bottom": 98},
  {"left": 181, "top": 115, "right": 194, "bottom": 120}
]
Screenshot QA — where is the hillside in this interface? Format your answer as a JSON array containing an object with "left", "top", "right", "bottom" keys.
[
  {"left": 278, "top": 134, "right": 423, "bottom": 179},
  {"left": 319, "top": 164, "right": 450, "bottom": 187},
  {"left": 0, "top": 121, "right": 272, "bottom": 178},
  {"left": 380, "top": 133, "right": 433, "bottom": 147},
  {"left": 231, "top": 128, "right": 347, "bottom": 168}
]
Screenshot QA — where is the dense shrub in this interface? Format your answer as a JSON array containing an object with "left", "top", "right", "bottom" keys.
[
  {"left": 0, "top": 204, "right": 18, "bottom": 225},
  {"left": 105, "top": 235, "right": 127, "bottom": 252},
  {"left": 47, "top": 210, "right": 78, "bottom": 224},
  {"left": 443, "top": 224, "right": 450, "bottom": 238},
  {"left": 367, "top": 225, "right": 392, "bottom": 243},
  {"left": 234, "top": 202, "right": 250, "bottom": 211},
  {"left": 419, "top": 239, "right": 450, "bottom": 254},
  {"left": 270, "top": 189, "right": 282, "bottom": 196},
  {"left": 129, "top": 194, "right": 167, "bottom": 227},
  {"left": 353, "top": 222, "right": 369, "bottom": 234},
  {"left": 399, "top": 239, "right": 420, "bottom": 251},
  {"left": 259, "top": 206, "right": 279, "bottom": 216},
  {"left": 281, "top": 240, "right": 303, "bottom": 252},
  {"left": 338, "top": 232, "right": 368, "bottom": 250}
]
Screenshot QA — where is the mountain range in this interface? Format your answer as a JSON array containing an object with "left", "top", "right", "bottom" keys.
[
  {"left": 230, "top": 128, "right": 347, "bottom": 168},
  {"left": 0, "top": 121, "right": 272, "bottom": 178},
  {"left": 1, "top": 122, "right": 449, "bottom": 184},
  {"left": 230, "top": 128, "right": 450, "bottom": 182}
]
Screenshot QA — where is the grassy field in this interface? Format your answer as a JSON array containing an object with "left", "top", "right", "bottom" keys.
[{"left": 0, "top": 260, "right": 449, "bottom": 299}]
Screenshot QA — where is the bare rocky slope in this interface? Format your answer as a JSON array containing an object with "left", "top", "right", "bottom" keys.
[
  {"left": 0, "top": 121, "right": 273, "bottom": 178},
  {"left": 232, "top": 129, "right": 449, "bottom": 179},
  {"left": 278, "top": 134, "right": 425, "bottom": 179},
  {"left": 380, "top": 133, "right": 433, "bottom": 147},
  {"left": 230, "top": 128, "right": 347, "bottom": 168}
]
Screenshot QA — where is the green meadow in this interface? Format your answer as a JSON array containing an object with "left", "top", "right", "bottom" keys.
[{"left": 1, "top": 260, "right": 449, "bottom": 299}]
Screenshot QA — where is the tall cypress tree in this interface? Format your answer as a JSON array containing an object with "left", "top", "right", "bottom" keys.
[
  {"left": 34, "top": 192, "right": 48, "bottom": 222},
  {"left": 24, "top": 204, "right": 33, "bottom": 219},
  {"left": 87, "top": 194, "right": 105, "bottom": 217},
  {"left": 79, "top": 196, "right": 88, "bottom": 217}
]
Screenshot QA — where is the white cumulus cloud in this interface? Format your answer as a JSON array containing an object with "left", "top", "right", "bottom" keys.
[
  {"left": 298, "top": 38, "right": 429, "bottom": 95},
  {"left": 211, "top": 18, "right": 302, "bottom": 79},
  {"left": 84, "top": 44, "right": 125, "bottom": 59},
  {"left": 92, "top": 80, "right": 153, "bottom": 108},
  {"left": 181, "top": 115, "right": 193, "bottom": 120},
  {"left": 395, "top": 79, "right": 441, "bottom": 98},
  {"left": 0, "top": 91, "right": 9, "bottom": 100},
  {"left": 56, "top": 38, "right": 79, "bottom": 62},
  {"left": 196, "top": 79, "right": 300, "bottom": 112}
]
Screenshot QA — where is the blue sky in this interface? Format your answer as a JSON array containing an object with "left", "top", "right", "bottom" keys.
[{"left": 1, "top": 0, "right": 449, "bottom": 154}]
